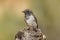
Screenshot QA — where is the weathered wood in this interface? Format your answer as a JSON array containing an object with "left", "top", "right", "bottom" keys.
[{"left": 15, "top": 27, "right": 47, "bottom": 40}]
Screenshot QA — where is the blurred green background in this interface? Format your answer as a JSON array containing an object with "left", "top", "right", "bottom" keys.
[{"left": 0, "top": 0, "right": 60, "bottom": 40}]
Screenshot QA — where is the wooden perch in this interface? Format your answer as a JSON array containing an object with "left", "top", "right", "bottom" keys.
[{"left": 15, "top": 27, "right": 47, "bottom": 40}]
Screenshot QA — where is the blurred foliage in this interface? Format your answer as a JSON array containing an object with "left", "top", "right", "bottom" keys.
[{"left": 0, "top": 0, "right": 60, "bottom": 40}]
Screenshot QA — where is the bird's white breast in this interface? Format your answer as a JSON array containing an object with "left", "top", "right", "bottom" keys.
[
  {"left": 26, "top": 15, "right": 37, "bottom": 26},
  {"left": 27, "top": 15, "right": 34, "bottom": 22}
]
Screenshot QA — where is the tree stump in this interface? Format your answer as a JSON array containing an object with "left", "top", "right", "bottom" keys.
[{"left": 15, "top": 27, "right": 47, "bottom": 40}]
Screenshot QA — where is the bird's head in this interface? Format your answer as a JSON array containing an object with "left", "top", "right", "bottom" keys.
[{"left": 22, "top": 9, "right": 33, "bottom": 16}]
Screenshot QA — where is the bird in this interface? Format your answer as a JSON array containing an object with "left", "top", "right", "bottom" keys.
[
  {"left": 22, "top": 9, "right": 38, "bottom": 31},
  {"left": 15, "top": 9, "right": 47, "bottom": 40}
]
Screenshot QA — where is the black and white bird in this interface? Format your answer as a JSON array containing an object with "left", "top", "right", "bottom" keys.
[
  {"left": 15, "top": 9, "right": 47, "bottom": 40},
  {"left": 22, "top": 9, "right": 38, "bottom": 31}
]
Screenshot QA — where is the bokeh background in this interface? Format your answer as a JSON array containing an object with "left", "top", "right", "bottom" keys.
[{"left": 0, "top": 0, "right": 60, "bottom": 40}]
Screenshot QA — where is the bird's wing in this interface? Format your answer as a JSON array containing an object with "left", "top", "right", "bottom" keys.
[{"left": 33, "top": 14, "right": 38, "bottom": 28}]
